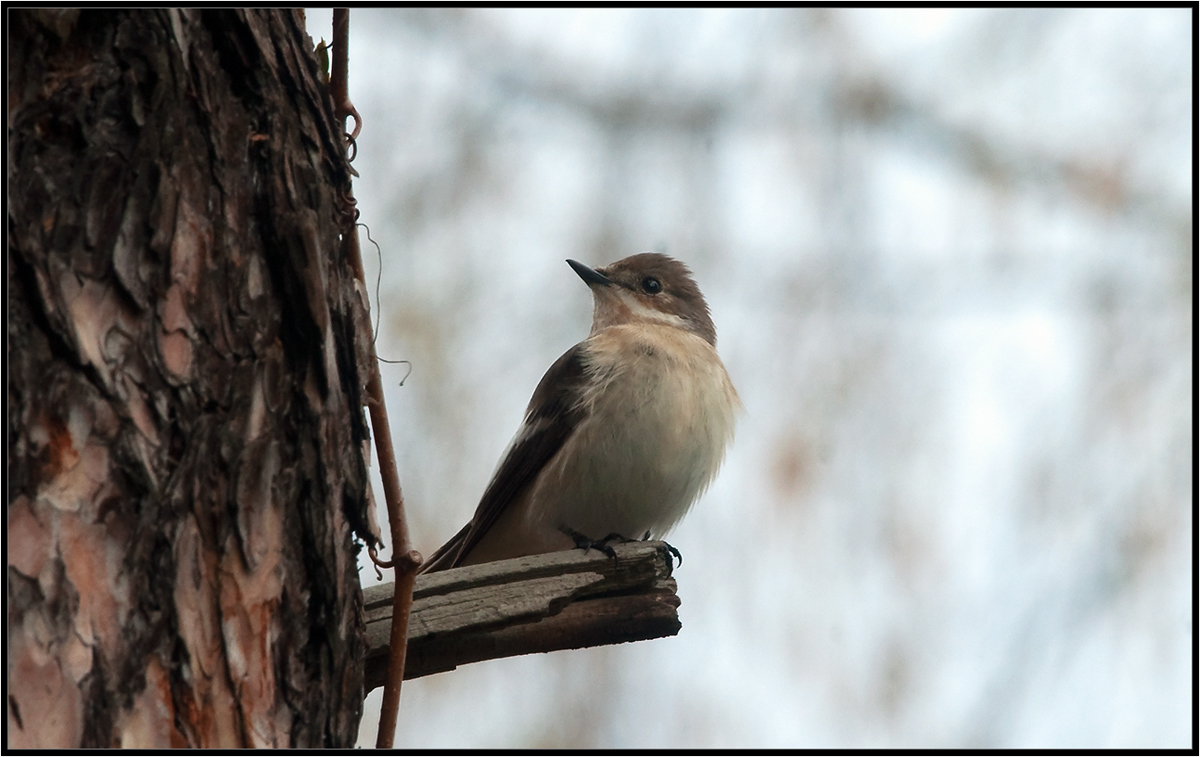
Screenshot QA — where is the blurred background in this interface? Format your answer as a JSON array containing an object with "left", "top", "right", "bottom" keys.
[{"left": 306, "top": 8, "right": 1192, "bottom": 749}]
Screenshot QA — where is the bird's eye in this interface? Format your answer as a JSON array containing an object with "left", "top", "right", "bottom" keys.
[{"left": 641, "top": 277, "right": 662, "bottom": 294}]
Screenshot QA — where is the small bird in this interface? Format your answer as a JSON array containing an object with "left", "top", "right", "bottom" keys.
[{"left": 419, "top": 253, "right": 739, "bottom": 573}]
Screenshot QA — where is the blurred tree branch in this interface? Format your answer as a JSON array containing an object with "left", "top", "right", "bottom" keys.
[{"left": 397, "top": 8, "right": 1186, "bottom": 237}]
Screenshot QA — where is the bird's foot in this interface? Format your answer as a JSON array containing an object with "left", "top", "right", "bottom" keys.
[
  {"left": 636, "top": 531, "right": 682, "bottom": 568},
  {"left": 662, "top": 541, "right": 682, "bottom": 568},
  {"left": 559, "top": 527, "right": 629, "bottom": 559}
]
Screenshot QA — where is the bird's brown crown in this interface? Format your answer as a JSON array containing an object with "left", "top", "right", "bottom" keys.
[{"left": 589, "top": 253, "right": 717, "bottom": 346}]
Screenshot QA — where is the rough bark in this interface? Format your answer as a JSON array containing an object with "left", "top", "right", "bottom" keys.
[{"left": 7, "top": 9, "right": 379, "bottom": 748}]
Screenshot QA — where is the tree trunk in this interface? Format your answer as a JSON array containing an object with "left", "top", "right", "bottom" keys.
[{"left": 7, "top": 9, "right": 378, "bottom": 748}]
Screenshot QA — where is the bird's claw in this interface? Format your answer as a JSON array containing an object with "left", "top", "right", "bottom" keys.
[
  {"left": 662, "top": 542, "right": 682, "bottom": 568},
  {"left": 560, "top": 527, "right": 626, "bottom": 559},
  {"left": 560, "top": 528, "right": 682, "bottom": 568},
  {"left": 637, "top": 532, "right": 682, "bottom": 568}
]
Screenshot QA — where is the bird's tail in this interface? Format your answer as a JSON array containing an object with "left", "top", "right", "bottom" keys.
[{"left": 416, "top": 522, "right": 471, "bottom": 574}]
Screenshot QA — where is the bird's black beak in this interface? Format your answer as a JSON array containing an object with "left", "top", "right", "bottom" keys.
[{"left": 567, "top": 259, "right": 614, "bottom": 287}]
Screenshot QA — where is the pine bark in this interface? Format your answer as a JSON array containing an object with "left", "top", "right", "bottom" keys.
[{"left": 7, "top": 9, "right": 378, "bottom": 748}]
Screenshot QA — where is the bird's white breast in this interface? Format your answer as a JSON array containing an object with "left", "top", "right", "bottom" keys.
[{"left": 527, "top": 323, "right": 739, "bottom": 540}]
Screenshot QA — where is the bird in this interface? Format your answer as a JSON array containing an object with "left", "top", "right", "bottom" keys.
[{"left": 419, "top": 253, "right": 739, "bottom": 573}]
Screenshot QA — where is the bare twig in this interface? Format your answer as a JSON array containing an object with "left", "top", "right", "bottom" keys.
[
  {"left": 328, "top": 8, "right": 419, "bottom": 749},
  {"left": 330, "top": 8, "right": 360, "bottom": 141}
]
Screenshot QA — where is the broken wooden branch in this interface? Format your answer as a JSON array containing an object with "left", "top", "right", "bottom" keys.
[{"left": 362, "top": 540, "right": 682, "bottom": 689}]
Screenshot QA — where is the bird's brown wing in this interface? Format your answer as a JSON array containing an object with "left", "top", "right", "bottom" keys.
[{"left": 419, "top": 343, "right": 591, "bottom": 573}]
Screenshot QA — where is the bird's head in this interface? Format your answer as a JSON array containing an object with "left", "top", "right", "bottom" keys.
[{"left": 567, "top": 253, "right": 716, "bottom": 346}]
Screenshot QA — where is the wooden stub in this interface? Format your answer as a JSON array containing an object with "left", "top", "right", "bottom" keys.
[{"left": 362, "top": 541, "right": 682, "bottom": 689}]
